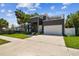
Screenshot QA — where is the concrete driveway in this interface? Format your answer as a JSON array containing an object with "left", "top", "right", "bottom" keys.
[{"left": 0, "top": 35, "right": 79, "bottom": 56}]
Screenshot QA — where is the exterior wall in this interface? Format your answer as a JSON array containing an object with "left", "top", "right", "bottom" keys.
[
  {"left": 30, "top": 15, "right": 64, "bottom": 35},
  {"left": 38, "top": 25, "right": 42, "bottom": 32},
  {"left": 44, "top": 25, "right": 62, "bottom": 35},
  {"left": 65, "top": 28, "right": 75, "bottom": 35}
]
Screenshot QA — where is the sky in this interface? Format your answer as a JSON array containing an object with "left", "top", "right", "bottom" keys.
[{"left": 0, "top": 3, "right": 79, "bottom": 26}]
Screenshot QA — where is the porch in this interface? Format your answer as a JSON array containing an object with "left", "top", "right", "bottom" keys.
[{"left": 28, "top": 16, "right": 44, "bottom": 34}]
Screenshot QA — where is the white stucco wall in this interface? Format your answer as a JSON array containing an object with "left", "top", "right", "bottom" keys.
[
  {"left": 44, "top": 25, "right": 62, "bottom": 35},
  {"left": 38, "top": 25, "right": 42, "bottom": 32},
  {"left": 65, "top": 28, "right": 75, "bottom": 35}
]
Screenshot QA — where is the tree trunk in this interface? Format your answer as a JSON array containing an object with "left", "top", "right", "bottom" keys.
[{"left": 0, "top": 28, "right": 3, "bottom": 34}]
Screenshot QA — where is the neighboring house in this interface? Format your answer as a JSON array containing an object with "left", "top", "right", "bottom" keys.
[
  {"left": 15, "top": 24, "right": 28, "bottom": 32},
  {"left": 28, "top": 15, "right": 64, "bottom": 35}
]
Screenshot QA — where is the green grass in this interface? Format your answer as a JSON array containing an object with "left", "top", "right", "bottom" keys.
[
  {"left": 1, "top": 33, "right": 29, "bottom": 39},
  {"left": 64, "top": 36, "right": 79, "bottom": 49},
  {"left": 0, "top": 39, "right": 10, "bottom": 45}
]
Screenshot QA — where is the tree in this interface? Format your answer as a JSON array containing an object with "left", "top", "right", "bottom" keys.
[
  {"left": 65, "top": 14, "right": 74, "bottom": 28},
  {"left": 71, "top": 13, "right": 79, "bottom": 35},
  {"left": 15, "top": 9, "right": 30, "bottom": 32},
  {"left": 0, "top": 18, "right": 9, "bottom": 31},
  {"left": 11, "top": 24, "right": 15, "bottom": 32},
  {"left": 65, "top": 11, "right": 79, "bottom": 35}
]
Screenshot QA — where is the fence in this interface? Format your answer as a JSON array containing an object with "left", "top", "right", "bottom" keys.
[{"left": 65, "top": 28, "right": 75, "bottom": 36}]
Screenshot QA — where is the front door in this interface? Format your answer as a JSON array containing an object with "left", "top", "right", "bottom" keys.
[{"left": 31, "top": 22, "right": 38, "bottom": 33}]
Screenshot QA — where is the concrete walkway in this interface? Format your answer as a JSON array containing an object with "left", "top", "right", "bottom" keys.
[{"left": 0, "top": 35, "right": 79, "bottom": 56}]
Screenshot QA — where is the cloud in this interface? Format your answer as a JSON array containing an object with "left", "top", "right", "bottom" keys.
[
  {"left": 0, "top": 3, "right": 5, "bottom": 7},
  {"left": 0, "top": 9, "right": 5, "bottom": 13},
  {"left": 61, "top": 3, "right": 71, "bottom": 10},
  {"left": 16, "top": 3, "right": 41, "bottom": 11},
  {"left": 16, "top": 3, "right": 33, "bottom": 9},
  {"left": 6, "top": 13, "right": 14, "bottom": 17},
  {"left": 50, "top": 6, "right": 55, "bottom": 10},
  {"left": 6, "top": 9, "right": 14, "bottom": 17},
  {"left": 7, "top": 10, "right": 12, "bottom": 13},
  {"left": 35, "top": 3, "right": 41, "bottom": 8},
  {"left": 24, "top": 11, "right": 29, "bottom": 14},
  {"left": 40, "top": 13, "right": 44, "bottom": 15},
  {"left": 62, "top": 3, "right": 72, "bottom": 5},
  {"left": 61, "top": 5, "right": 67, "bottom": 10},
  {"left": 48, "top": 13, "right": 53, "bottom": 16},
  {"left": 29, "top": 9, "right": 36, "bottom": 11}
]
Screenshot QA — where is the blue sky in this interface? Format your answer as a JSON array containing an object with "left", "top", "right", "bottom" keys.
[{"left": 0, "top": 3, "right": 79, "bottom": 26}]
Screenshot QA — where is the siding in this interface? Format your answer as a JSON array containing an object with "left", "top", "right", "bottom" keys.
[{"left": 43, "top": 19, "right": 63, "bottom": 25}]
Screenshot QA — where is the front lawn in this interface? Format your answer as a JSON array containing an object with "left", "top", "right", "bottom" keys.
[
  {"left": 64, "top": 36, "right": 79, "bottom": 49},
  {"left": 1, "top": 33, "right": 29, "bottom": 39},
  {"left": 0, "top": 39, "right": 10, "bottom": 45}
]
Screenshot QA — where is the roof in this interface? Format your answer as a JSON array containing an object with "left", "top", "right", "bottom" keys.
[
  {"left": 30, "top": 15, "right": 44, "bottom": 19},
  {"left": 30, "top": 15, "right": 64, "bottom": 22},
  {"left": 30, "top": 15, "right": 45, "bottom": 22}
]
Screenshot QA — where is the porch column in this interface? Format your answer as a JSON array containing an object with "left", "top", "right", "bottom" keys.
[
  {"left": 37, "top": 17, "right": 39, "bottom": 33},
  {"left": 27, "top": 24, "right": 29, "bottom": 32},
  {"left": 42, "top": 21, "right": 44, "bottom": 34},
  {"left": 62, "top": 14, "right": 65, "bottom": 36}
]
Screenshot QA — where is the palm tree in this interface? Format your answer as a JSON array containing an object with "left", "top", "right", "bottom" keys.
[{"left": 15, "top": 9, "right": 30, "bottom": 32}]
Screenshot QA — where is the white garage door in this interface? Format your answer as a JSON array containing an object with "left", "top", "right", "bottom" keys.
[{"left": 44, "top": 25, "right": 62, "bottom": 35}]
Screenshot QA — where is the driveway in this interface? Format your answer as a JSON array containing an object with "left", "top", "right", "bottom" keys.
[{"left": 0, "top": 35, "right": 79, "bottom": 56}]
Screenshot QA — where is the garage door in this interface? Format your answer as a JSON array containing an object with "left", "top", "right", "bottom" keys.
[{"left": 44, "top": 25, "right": 63, "bottom": 35}]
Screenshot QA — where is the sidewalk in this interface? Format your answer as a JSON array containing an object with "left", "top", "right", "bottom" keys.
[{"left": 0, "top": 35, "right": 25, "bottom": 42}]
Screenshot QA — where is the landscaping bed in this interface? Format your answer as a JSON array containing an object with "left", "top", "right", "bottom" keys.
[
  {"left": 1, "top": 33, "right": 29, "bottom": 39},
  {"left": 64, "top": 36, "right": 79, "bottom": 49},
  {"left": 0, "top": 39, "right": 10, "bottom": 45}
]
